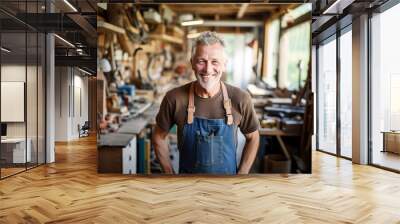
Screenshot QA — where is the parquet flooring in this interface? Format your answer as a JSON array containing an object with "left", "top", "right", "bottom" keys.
[
  {"left": 372, "top": 151, "right": 400, "bottom": 171},
  {"left": 0, "top": 135, "right": 400, "bottom": 223},
  {"left": 1, "top": 167, "right": 26, "bottom": 178}
]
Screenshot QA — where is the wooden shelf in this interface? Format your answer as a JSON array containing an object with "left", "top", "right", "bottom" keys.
[
  {"left": 139, "top": 44, "right": 156, "bottom": 53},
  {"left": 126, "top": 25, "right": 139, "bottom": 35},
  {"left": 98, "top": 21, "right": 126, "bottom": 34},
  {"left": 148, "top": 34, "right": 183, "bottom": 45}
]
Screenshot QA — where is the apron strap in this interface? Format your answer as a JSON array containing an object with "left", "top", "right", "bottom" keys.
[
  {"left": 187, "top": 82, "right": 196, "bottom": 124},
  {"left": 221, "top": 82, "right": 233, "bottom": 125},
  {"left": 187, "top": 81, "right": 233, "bottom": 125}
]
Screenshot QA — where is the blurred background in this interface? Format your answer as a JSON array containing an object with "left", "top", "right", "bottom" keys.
[{"left": 96, "top": 3, "right": 312, "bottom": 174}]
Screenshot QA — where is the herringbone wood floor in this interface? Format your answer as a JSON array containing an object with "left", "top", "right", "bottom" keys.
[{"left": 1, "top": 136, "right": 400, "bottom": 223}]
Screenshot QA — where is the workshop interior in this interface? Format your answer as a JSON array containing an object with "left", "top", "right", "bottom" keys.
[{"left": 1, "top": 0, "right": 400, "bottom": 178}]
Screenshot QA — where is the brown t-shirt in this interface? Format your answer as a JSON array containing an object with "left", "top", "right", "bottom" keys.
[{"left": 156, "top": 82, "right": 259, "bottom": 146}]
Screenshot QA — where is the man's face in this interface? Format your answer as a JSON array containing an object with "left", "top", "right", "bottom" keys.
[{"left": 191, "top": 43, "right": 227, "bottom": 91}]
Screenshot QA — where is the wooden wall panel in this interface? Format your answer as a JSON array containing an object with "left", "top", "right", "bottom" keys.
[{"left": 88, "top": 77, "right": 97, "bottom": 132}]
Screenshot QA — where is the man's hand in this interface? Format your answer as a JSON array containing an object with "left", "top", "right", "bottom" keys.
[
  {"left": 238, "top": 130, "right": 259, "bottom": 174},
  {"left": 152, "top": 125, "right": 174, "bottom": 174}
]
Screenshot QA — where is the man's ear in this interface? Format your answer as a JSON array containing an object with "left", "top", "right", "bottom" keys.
[{"left": 190, "top": 57, "right": 195, "bottom": 70}]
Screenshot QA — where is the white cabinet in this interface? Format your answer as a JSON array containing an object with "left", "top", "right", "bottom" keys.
[
  {"left": 1, "top": 138, "right": 31, "bottom": 163},
  {"left": 98, "top": 133, "right": 137, "bottom": 174},
  {"left": 12, "top": 139, "right": 32, "bottom": 163},
  {"left": 122, "top": 136, "right": 137, "bottom": 174}
]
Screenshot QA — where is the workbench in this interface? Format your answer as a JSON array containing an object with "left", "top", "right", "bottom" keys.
[
  {"left": 98, "top": 103, "right": 160, "bottom": 174},
  {"left": 98, "top": 133, "right": 137, "bottom": 174},
  {"left": 259, "top": 127, "right": 300, "bottom": 160}
]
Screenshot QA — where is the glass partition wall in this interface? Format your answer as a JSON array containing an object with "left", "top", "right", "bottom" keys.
[
  {"left": 317, "top": 35, "right": 337, "bottom": 155},
  {"left": 279, "top": 21, "right": 311, "bottom": 91},
  {"left": 370, "top": 2, "right": 400, "bottom": 171},
  {"left": 316, "top": 25, "right": 353, "bottom": 159},
  {"left": 0, "top": 1, "right": 46, "bottom": 179},
  {"left": 339, "top": 27, "right": 352, "bottom": 159}
]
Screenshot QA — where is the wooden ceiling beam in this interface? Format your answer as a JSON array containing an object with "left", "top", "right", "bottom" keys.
[
  {"left": 237, "top": 3, "right": 249, "bottom": 19},
  {"left": 167, "top": 4, "right": 279, "bottom": 16}
]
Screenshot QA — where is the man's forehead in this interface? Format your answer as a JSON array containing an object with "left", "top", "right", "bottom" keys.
[
  {"left": 194, "top": 44, "right": 225, "bottom": 57},
  {"left": 196, "top": 43, "right": 224, "bottom": 50}
]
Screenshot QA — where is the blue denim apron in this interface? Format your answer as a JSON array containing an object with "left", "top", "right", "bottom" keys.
[{"left": 179, "top": 82, "right": 237, "bottom": 174}]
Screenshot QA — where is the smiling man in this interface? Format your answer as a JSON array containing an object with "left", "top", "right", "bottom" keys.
[{"left": 153, "top": 31, "right": 259, "bottom": 174}]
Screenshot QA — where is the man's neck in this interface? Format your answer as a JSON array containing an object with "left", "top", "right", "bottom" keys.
[{"left": 195, "top": 81, "right": 221, "bottom": 98}]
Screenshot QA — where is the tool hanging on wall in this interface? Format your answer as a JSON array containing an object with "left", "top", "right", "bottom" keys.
[
  {"left": 147, "top": 53, "right": 165, "bottom": 81},
  {"left": 130, "top": 6, "right": 150, "bottom": 43},
  {"left": 131, "top": 47, "right": 153, "bottom": 90}
]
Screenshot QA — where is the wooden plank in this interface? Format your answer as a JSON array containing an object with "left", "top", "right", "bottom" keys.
[
  {"left": 145, "top": 139, "right": 151, "bottom": 174},
  {"left": 98, "top": 133, "right": 134, "bottom": 147},
  {"left": 139, "top": 43, "right": 156, "bottom": 53},
  {"left": 126, "top": 25, "right": 139, "bottom": 35},
  {"left": 98, "top": 146, "right": 122, "bottom": 173},
  {"left": 148, "top": 34, "right": 183, "bottom": 45},
  {"left": 97, "top": 21, "right": 126, "bottom": 34},
  {"left": 117, "top": 118, "right": 148, "bottom": 135}
]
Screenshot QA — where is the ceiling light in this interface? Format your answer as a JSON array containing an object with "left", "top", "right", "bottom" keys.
[
  {"left": 1, "top": 47, "right": 11, "bottom": 53},
  {"left": 181, "top": 19, "right": 204, "bottom": 26},
  {"left": 54, "top": 34, "right": 75, "bottom": 48},
  {"left": 63, "top": 0, "right": 78, "bottom": 12}
]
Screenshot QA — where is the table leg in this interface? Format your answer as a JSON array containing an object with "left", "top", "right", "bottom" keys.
[{"left": 276, "top": 136, "right": 291, "bottom": 160}]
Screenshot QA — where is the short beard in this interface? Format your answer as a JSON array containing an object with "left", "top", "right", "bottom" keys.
[{"left": 195, "top": 73, "right": 221, "bottom": 92}]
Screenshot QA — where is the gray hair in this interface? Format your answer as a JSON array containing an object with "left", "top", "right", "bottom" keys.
[{"left": 191, "top": 31, "right": 226, "bottom": 59}]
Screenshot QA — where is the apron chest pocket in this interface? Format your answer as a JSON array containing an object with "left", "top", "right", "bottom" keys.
[{"left": 195, "top": 134, "right": 223, "bottom": 167}]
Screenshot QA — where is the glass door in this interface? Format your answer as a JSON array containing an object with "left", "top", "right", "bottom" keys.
[
  {"left": 0, "top": 0, "right": 46, "bottom": 179},
  {"left": 1, "top": 31, "right": 28, "bottom": 178},
  {"left": 317, "top": 36, "right": 337, "bottom": 154},
  {"left": 339, "top": 27, "right": 352, "bottom": 158},
  {"left": 370, "top": 2, "right": 400, "bottom": 171}
]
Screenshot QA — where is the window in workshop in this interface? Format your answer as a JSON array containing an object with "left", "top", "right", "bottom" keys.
[
  {"left": 281, "top": 3, "right": 312, "bottom": 28},
  {"left": 221, "top": 33, "right": 254, "bottom": 89},
  {"left": 263, "top": 19, "right": 280, "bottom": 88},
  {"left": 278, "top": 21, "right": 311, "bottom": 91}
]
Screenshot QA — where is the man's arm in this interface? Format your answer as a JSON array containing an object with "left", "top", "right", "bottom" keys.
[
  {"left": 152, "top": 125, "right": 174, "bottom": 174},
  {"left": 238, "top": 130, "right": 259, "bottom": 174}
]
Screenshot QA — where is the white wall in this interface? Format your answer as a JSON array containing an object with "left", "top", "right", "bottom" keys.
[
  {"left": 76, "top": 71, "right": 89, "bottom": 138},
  {"left": 54, "top": 67, "right": 89, "bottom": 141},
  {"left": 1, "top": 65, "right": 31, "bottom": 137},
  {"left": 1, "top": 65, "right": 26, "bottom": 142},
  {"left": 55, "top": 66, "right": 69, "bottom": 141}
]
